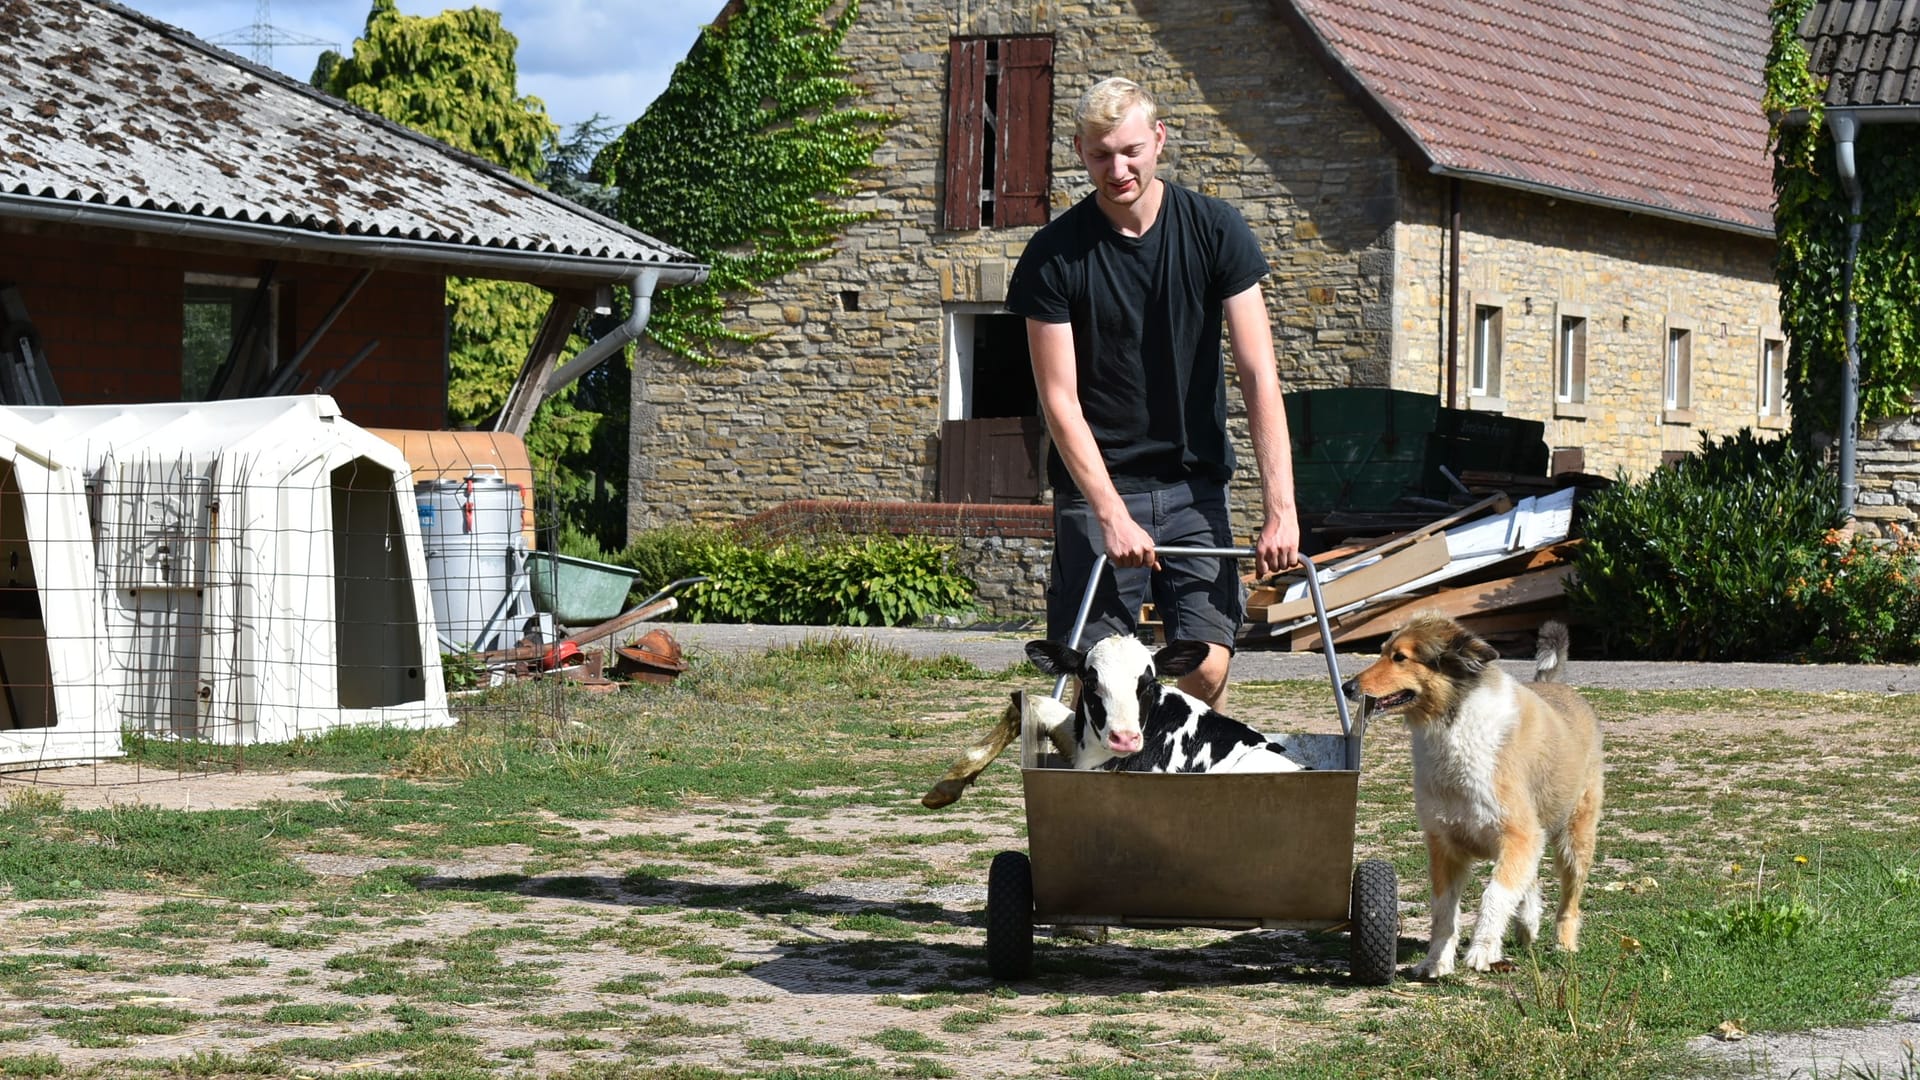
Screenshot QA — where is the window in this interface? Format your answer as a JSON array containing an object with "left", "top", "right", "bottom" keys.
[
  {"left": 944, "top": 36, "right": 1054, "bottom": 230},
  {"left": 1759, "top": 334, "right": 1787, "bottom": 419},
  {"left": 1470, "top": 304, "right": 1503, "bottom": 400},
  {"left": 1664, "top": 325, "right": 1693, "bottom": 412},
  {"left": 1556, "top": 311, "right": 1588, "bottom": 407},
  {"left": 183, "top": 273, "right": 276, "bottom": 400}
]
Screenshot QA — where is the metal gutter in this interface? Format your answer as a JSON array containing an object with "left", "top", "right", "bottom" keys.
[
  {"left": 0, "top": 193, "right": 709, "bottom": 287},
  {"left": 543, "top": 268, "right": 665, "bottom": 397},
  {"left": 1425, "top": 164, "right": 1774, "bottom": 240}
]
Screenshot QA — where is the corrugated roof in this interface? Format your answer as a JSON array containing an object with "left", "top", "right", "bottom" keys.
[
  {"left": 1279, "top": 0, "right": 1776, "bottom": 235},
  {"left": 1801, "top": 0, "right": 1920, "bottom": 107},
  {"left": 0, "top": 0, "right": 700, "bottom": 279}
]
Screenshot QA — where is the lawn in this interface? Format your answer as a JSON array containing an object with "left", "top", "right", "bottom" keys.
[{"left": 0, "top": 638, "right": 1917, "bottom": 1079}]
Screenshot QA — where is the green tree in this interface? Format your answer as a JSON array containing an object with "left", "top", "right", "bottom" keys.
[
  {"left": 592, "top": 0, "right": 889, "bottom": 363},
  {"left": 323, "top": 2, "right": 626, "bottom": 544},
  {"left": 1767, "top": 0, "right": 1920, "bottom": 434}
]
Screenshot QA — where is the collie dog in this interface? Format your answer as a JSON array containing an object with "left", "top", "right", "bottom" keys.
[{"left": 1342, "top": 613, "right": 1603, "bottom": 978}]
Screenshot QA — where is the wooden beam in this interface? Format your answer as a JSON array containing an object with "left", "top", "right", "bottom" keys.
[{"left": 1247, "top": 532, "right": 1452, "bottom": 624}]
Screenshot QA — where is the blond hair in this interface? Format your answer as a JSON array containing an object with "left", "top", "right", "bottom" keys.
[{"left": 1076, "top": 77, "right": 1158, "bottom": 137}]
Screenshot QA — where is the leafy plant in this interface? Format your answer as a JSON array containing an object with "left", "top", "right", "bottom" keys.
[
  {"left": 593, "top": 0, "right": 890, "bottom": 363},
  {"left": 1787, "top": 527, "right": 1920, "bottom": 662},
  {"left": 1566, "top": 428, "right": 1843, "bottom": 659},
  {"left": 1769, "top": 0, "right": 1920, "bottom": 432},
  {"left": 606, "top": 526, "right": 975, "bottom": 627}
]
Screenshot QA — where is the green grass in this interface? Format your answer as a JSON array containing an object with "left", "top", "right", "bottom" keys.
[{"left": 0, "top": 646, "right": 1917, "bottom": 1078}]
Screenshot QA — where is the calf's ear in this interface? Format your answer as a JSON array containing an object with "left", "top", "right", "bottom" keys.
[
  {"left": 1153, "top": 639, "right": 1211, "bottom": 678},
  {"left": 1025, "top": 640, "right": 1082, "bottom": 676}
]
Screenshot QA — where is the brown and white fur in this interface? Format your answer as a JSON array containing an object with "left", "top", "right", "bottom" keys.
[{"left": 1341, "top": 613, "right": 1603, "bottom": 979}]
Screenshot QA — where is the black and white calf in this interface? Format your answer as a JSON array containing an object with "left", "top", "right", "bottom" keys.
[{"left": 1024, "top": 636, "right": 1309, "bottom": 773}]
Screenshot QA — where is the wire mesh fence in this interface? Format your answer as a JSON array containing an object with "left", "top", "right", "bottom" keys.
[{"left": 0, "top": 400, "right": 599, "bottom": 786}]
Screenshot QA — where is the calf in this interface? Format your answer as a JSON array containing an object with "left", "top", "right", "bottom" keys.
[{"left": 1025, "top": 636, "right": 1308, "bottom": 773}]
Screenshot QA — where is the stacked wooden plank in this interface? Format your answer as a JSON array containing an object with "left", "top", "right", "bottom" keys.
[{"left": 1243, "top": 488, "right": 1580, "bottom": 652}]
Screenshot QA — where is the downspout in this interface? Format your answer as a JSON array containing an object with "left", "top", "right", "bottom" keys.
[
  {"left": 1829, "top": 109, "right": 1861, "bottom": 516},
  {"left": 1446, "top": 179, "right": 1462, "bottom": 409},
  {"left": 543, "top": 267, "right": 679, "bottom": 398}
]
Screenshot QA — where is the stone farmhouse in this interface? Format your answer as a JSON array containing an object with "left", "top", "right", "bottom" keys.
[{"left": 629, "top": 0, "right": 1784, "bottom": 562}]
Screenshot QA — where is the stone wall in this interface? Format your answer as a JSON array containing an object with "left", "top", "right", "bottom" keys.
[
  {"left": 629, "top": 0, "right": 1400, "bottom": 540},
  {"left": 1393, "top": 173, "right": 1784, "bottom": 478},
  {"left": 1857, "top": 415, "right": 1920, "bottom": 535}
]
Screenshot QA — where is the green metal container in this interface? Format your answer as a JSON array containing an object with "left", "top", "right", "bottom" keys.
[{"left": 524, "top": 552, "right": 640, "bottom": 626}]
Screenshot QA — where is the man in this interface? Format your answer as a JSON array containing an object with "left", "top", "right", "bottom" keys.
[{"left": 1006, "top": 76, "right": 1300, "bottom": 710}]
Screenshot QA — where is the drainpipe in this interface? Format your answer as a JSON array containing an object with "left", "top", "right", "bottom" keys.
[
  {"left": 543, "top": 267, "right": 670, "bottom": 398},
  {"left": 1829, "top": 109, "right": 1862, "bottom": 516},
  {"left": 1445, "top": 179, "right": 1462, "bottom": 409}
]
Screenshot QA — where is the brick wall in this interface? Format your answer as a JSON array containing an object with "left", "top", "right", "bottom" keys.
[{"left": 0, "top": 230, "right": 446, "bottom": 429}]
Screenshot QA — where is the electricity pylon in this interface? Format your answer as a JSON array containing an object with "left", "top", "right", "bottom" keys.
[{"left": 207, "top": 0, "right": 337, "bottom": 70}]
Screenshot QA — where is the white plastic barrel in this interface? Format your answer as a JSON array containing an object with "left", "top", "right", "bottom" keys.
[{"left": 416, "top": 466, "right": 530, "bottom": 652}]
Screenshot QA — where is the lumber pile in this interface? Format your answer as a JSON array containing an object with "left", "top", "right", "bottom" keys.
[{"left": 1244, "top": 487, "right": 1581, "bottom": 652}]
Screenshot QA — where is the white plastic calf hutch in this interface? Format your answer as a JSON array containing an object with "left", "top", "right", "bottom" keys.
[
  {"left": 0, "top": 396, "right": 451, "bottom": 757},
  {"left": 0, "top": 423, "right": 117, "bottom": 767}
]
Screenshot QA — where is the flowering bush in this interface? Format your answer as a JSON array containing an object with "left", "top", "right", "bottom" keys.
[{"left": 1787, "top": 526, "right": 1920, "bottom": 663}]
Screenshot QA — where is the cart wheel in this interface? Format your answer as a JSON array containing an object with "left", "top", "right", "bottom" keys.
[
  {"left": 1350, "top": 858, "right": 1399, "bottom": 986},
  {"left": 986, "top": 850, "right": 1034, "bottom": 980}
]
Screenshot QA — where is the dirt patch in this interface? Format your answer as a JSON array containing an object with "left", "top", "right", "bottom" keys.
[{"left": 0, "top": 763, "right": 363, "bottom": 811}]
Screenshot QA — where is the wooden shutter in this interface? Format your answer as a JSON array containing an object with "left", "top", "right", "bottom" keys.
[
  {"left": 944, "top": 40, "right": 988, "bottom": 231},
  {"left": 994, "top": 37, "right": 1054, "bottom": 227}
]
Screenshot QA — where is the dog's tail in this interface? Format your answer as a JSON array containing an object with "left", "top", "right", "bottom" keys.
[{"left": 1534, "top": 620, "right": 1571, "bottom": 683}]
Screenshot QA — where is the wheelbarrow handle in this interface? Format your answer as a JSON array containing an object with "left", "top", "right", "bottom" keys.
[{"left": 1053, "top": 548, "right": 1355, "bottom": 747}]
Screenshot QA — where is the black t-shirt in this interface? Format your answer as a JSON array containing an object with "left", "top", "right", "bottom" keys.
[{"left": 1006, "top": 182, "right": 1269, "bottom": 495}]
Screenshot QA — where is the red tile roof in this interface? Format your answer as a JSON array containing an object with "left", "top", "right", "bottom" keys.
[{"left": 1278, "top": 0, "right": 1776, "bottom": 236}]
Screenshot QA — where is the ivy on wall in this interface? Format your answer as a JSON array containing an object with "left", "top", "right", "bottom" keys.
[
  {"left": 591, "top": 0, "right": 890, "bottom": 364},
  {"left": 1767, "top": 0, "right": 1920, "bottom": 434}
]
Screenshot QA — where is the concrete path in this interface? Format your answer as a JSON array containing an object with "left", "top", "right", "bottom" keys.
[{"left": 660, "top": 622, "right": 1920, "bottom": 695}]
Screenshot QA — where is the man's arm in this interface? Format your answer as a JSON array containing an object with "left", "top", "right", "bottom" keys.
[
  {"left": 1223, "top": 283, "right": 1300, "bottom": 579},
  {"left": 1027, "top": 318, "right": 1158, "bottom": 569}
]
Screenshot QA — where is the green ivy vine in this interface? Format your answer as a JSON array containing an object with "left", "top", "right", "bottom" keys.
[
  {"left": 592, "top": 0, "right": 891, "bottom": 364},
  {"left": 1768, "top": 0, "right": 1920, "bottom": 433}
]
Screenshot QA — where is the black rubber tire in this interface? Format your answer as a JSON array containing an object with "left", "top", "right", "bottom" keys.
[
  {"left": 986, "top": 850, "right": 1035, "bottom": 981},
  {"left": 1350, "top": 858, "right": 1399, "bottom": 986}
]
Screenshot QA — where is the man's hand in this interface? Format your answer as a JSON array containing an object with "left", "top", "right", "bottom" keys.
[
  {"left": 1254, "top": 510, "right": 1301, "bottom": 580},
  {"left": 1101, "top": 512, "right": 1159, "bottom": 570}
]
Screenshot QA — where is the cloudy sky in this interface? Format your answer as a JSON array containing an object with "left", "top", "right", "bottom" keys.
[{"left": 123, "top": 0, "right": 726, "bottom": 133}]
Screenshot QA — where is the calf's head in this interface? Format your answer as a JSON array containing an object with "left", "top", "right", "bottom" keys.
[{"left": 1025, "top": 636, "right": 1211, "bottom": 757}]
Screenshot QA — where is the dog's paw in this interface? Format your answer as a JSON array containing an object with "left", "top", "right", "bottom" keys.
[
  {"left": 1412, "top": 957, "right": 1453, "bottom": 980},
  {"left": 1462, "top": 942, "right": 1503, "bottom": 971}
]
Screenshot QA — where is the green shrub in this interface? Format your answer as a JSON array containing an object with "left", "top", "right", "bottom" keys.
[
  {"left": 608, "top": 527, "right": 975, "bottom": 627},
  {"left": 1566, "top": 429, "right": 1842, "bottom": 660},
  {"left": 1787, "top": 529, "right": 1920, "bottom": 663}
]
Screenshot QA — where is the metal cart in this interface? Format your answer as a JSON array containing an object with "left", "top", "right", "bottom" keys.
[{"left": 984, "top": 547, "right": 1400, "bottom": 985}]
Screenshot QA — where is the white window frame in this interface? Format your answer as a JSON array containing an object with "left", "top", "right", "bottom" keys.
[
  {"left": 1555, "top": 304, "right": 1589, "bottom": 417},
  {"left": 1467, "top": 293, "right": 1505, "bottom": 410},
  {"left": 1758, "top": 331, "right": 1788, "bottom": 423},
  {"left": 1663, "top": 318, "right": 1694, "bottom": 421},
  {"left": 942, "top": 303, "right": 1022, "bottom": 421}
]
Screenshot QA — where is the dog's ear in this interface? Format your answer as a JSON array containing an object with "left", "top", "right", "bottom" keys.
[
  {"left": 1152, "top": 639, "right": 1210, "bottom": 679},
  {"left": 1437, "top": 626, "right": 1501, "bottom": 678},
  {"left": 1025, "top": 640, "right": 1083, "bottom": 677}
]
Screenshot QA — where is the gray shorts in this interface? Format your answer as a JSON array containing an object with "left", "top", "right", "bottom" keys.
[{"left": 1047, "top": 478, "right": 1242, "bottom": 650}]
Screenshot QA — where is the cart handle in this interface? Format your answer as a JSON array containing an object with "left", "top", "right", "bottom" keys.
[{"left": 1054, "top": 547, "right": 1354, "bottom": 743}]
